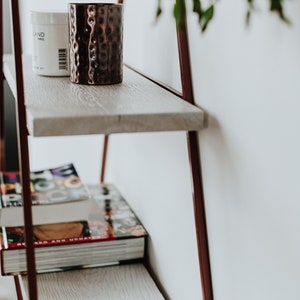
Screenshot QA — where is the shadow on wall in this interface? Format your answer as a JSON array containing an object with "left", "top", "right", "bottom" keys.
[
  {"left": 199, "top": 112, "right": 242, "bottom": 203},
  {"left": 4, "top": 80, "right": 19, "bottom": 171}
]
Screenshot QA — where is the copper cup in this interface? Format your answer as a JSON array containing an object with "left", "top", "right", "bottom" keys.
[{"left": 69, "top": 3, "right": 123, "bottom": 85}]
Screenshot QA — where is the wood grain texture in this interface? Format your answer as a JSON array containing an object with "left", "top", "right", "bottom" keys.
[
  {"left": 22, "top": 264, "right": 165, "bottom": 300},
  {"left": 3, "top": 55, "right": 204, "bottom": 137}
]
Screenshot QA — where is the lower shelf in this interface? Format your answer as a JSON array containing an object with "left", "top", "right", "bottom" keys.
[{"left": 21, "top": 263, "right": 165, "bottom": 299}]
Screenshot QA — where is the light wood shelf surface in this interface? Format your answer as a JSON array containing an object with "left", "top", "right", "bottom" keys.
[
  {"left": 3, "top": 55, "right": 204, "bottom": 137},
  {"left": 22, "top": 263, "right": 165, "bottom": 299}
]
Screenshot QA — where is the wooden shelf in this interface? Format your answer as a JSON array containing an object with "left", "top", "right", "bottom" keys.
[
  {"left": 1, "top": 1, "right": 213, "bottom": 298},
  {"left": 21, "top": 263, "right": 165, "bottom": 299},
  {"left": 3, "top": 55, "right": 204, "bottom": 137}
]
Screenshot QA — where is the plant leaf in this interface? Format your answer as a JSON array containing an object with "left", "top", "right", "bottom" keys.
[
  {"left": 245, "top": 0, "right": 255, "bottom": 26},
  {"left": 156, "top": 0, "right": 162, "bottom": 19},
  {"left": 156, "top": 0, "right": 290, "bottom": 34},
  {"left": 193, "top": 0, "right": 202, "bottom": 24},
  {"left": 270, "top": 0, "right": 290, "bottom": 24},
  {"left": 173, "top": 0, "right": 186, "bottom": 28},
  {"left": 200, "top": 4, "right": 214, "bottom": 32},
  {"left": 193, "top": 0, "right": 202, "bottom": 14}
]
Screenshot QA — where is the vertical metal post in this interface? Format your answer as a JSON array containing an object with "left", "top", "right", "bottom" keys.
[
  {"left": 14, "top": 276, "right": 24, "bottom": 300},
  {"left": 100, "top": 135, "right": 109, "bottom": 183},
  {"left": 176, "top": 2, "right": 214, "bottom": 300},
  {"left": 0, "top": 0, "right": 5, "bottom": 171},
  {"left": 100, "top": 0, "right": 123, "bottom": 184},
  {"left": 10, "top": 0, "right": 38, "bottom": 299}
]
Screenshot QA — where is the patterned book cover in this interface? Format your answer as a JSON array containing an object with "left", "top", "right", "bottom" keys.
[
  {"left": 0, "top": 184, "right": 148, "bottom": 275},
  {"left": 0, "top": 163, "right": 89, "bottom": 208},
  {"left": 0, "top": 163, "right": 91, "bottom": 226}
]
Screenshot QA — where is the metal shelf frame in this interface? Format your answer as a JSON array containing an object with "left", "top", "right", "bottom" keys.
[{"left": 0, "top": 0, "right": 213, "bottom": 299}]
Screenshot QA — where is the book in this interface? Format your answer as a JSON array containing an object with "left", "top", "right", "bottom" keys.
[
  {"left": 0, "top": 163, "right": 91, "bottom": 227},
  {"left": 0, "top": 184, "right": 148, "bottom": 275}
]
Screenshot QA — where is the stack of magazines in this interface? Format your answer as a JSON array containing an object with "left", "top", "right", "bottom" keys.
[{"left": 0, "top": 164, "right": 148, "bottom": 276}]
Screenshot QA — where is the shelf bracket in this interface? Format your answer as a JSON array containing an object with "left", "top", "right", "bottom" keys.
[
  {"left": 0, "top": 0, "right": 4, "bottom": 171},
  {"left": 177, "top": 3, "right": 214, "bottom": 300},
  {"left": 100, "top": 1, "right": 214, "bottom": 299},
  {"left": 9, "top": 0, "right": 38, "bottom": 299}
]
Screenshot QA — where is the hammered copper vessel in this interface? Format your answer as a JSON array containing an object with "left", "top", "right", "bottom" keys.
[{"left": 69, "top": 3, "right": 123, "bottom": 85}]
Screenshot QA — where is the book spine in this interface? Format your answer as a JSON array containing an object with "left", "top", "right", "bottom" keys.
[{"left": 6, "top": 235, "right": 122, "bottom": 250}]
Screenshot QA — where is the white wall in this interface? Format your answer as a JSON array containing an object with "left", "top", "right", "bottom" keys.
[
  {"left": 11, "top": 0, "right": 300, "bottom": 299},
  {"left": 108, "top": 1, "right": 300, "bottom": 300},
  {"left": 187, "top": 1, "right": 300, "bottom": 299}
]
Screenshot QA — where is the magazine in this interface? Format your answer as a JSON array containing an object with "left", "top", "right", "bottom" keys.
[
  {"left": 0, "top": 183, "right": 147, "bottom": 275},
  {"left": 0, "top": 163, "right": 90, "bottom": 226}
]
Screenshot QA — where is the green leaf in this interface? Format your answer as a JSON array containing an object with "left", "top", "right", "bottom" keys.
[
  {"left": 247, "top": 0, "right": 254, "bottom": 6},
  {"left": 193, "top": 0, "right": 202, "bottom": 14},
  {"left": 270, "top": 0, "right": 282, "bottom": 10},
  {"left": 245, "top": 0, "right": 255, "bottom": 26},
  {"left": 200, "top": 5, "right": 214, "bottom": 32},
  {"left": 173, "top": 0, "right": 186, "bottom": 28},
  {"left": 270, "top": 0, "right": 290, "bottom": 24},
  {"left": 245, "top": 10, "right": 251, "bottom": 26},
  {"left": 193, "top": 0, "right": 202, "bottom": 24},
  {"left": 156, "top": 0, "right": 162, "bottom": 19},
  {"left": 156, "top": 0, "right": 291, "bottom": 34}
]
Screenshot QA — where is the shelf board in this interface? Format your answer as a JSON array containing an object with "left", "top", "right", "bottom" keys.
[
  {"left": 21, "top": 263, "right": 165, "bottom": 299},
  {"left": 3, "top": 54, "right": 204, "bottom": 137}
]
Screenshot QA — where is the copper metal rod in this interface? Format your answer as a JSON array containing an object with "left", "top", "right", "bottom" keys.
[
  {"left": 1, "top": 3, "right": 21, "bottom": 296},
  {"left": 100, "top": 0, "right": 123, "bottom": 184},
  {"left": 0, "top": 0, "right": 5, "bottom": 171},
  {"left": 10, "top": 0, "right": 38, "bottom": 299},
  {"left": 176, "top": 5, "right": 214, "bottom": 300},
  {"left": 185, "top": 131, "right": 213, "bottom": 300},
  {"left": 100, "top": 134, "right": 109, "bottom": 183},
  {"left": 125, "top": 63, "right": 213, "bottom": 300},
  {"left": 14, "top": 276, "right": 24, "bottom": 300},
  {"left": 100, "top": 0, "right": 122, "bottom": 184}
]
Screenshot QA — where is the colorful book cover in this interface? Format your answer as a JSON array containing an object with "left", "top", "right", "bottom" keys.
[
  {"left": 0, "top": 184, "right": 148, "bottom": 275},
  {"left": 0, "top": 163, "right": 91, "bottom": 226},
  {"left": 0, "top": 163, "right": 89, "bottom": 208}
]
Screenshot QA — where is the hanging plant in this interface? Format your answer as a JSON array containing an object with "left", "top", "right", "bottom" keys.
[{"left": 156, "top": 0, "right": 290, "bottom": 32}]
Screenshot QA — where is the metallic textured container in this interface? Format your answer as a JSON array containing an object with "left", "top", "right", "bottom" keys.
[{"left": 69, "top": 3, "right": 123, "bottom": 85}]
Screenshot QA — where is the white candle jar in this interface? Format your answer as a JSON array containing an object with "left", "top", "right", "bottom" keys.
[{"left": 31, "top": 11, "right": 70, "bottom": 76}]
